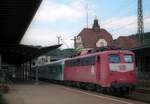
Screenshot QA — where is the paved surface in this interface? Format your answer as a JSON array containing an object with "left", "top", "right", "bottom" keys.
[{"left": 3, "top": 83, "right": 147, "bottom": 104}]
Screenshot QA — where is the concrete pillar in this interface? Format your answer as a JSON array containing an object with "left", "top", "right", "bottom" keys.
[
  {"left": 0, "top": 55, "right": 2, "bottom": 80},
  {"left": 24, "top": 63, "right": 25, "bottom": 80},
  {"left": 24, "top": 63, "right": 26, "bottom": 80},
  {"left": 35, "top": 67, "right": 39, "bottom": 85},
  {"left": 0, "top": 55, "right": 1, "bottom": 71},
  {"left": 26, "top": 62, "right": 29, "bottom": 80},
  {"left": 21, "top": 64, "right": 23, "bottom": 80},
  {"left": 29, "top": 60, "right": 31, "bottom": 80},
  {"left": 22, "top": 64, "right": 24, "bottom": 80},
  {"left": 0, "top": 55, "right": 5, "bottom": 83},
  {"left": 26, "top": 62, "right": 28, "bottom": 80},
  {"left": 25, "top": 63, "right": 27, "bottom": 80}
]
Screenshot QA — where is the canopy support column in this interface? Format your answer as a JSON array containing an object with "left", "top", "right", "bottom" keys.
[{"left": 0, "top": 55, "right": 1, "bottom": 71}]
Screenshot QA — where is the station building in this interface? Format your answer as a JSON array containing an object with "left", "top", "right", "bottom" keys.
[
  {"left": 75, "top": 18, "right": 113, "bottom": 50},
  {"left": 75, "top": 18, "right": 138, "bottom": 50}
]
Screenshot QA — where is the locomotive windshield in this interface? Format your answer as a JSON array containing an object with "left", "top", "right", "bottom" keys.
[
  {"left": 124, "top": 55, "right": 133, "bottom": 63},
  {"left": 109, "top": 54, "right": 120, "bottom": 63}
]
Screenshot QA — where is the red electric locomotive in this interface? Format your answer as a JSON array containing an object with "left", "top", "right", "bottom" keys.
[{"left": 64, "top": 50, "right": 136, "bottom": 94}]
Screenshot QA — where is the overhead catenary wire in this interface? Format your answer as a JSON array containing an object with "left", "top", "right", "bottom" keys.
[
  {"left": 108, "top": 17, "right": 149, "bottom": 31},
  {"left": 101, "top": 4, "right": 150, "bottom": 36},
  {"left": 101, "top": 1, "right": 150, "bottom": 28},
  {"left": 101, "top": 1, "right": 136, "bottom": 26},
  {"left": 60, "top": 38, "right": 70, "bottom": 48}
]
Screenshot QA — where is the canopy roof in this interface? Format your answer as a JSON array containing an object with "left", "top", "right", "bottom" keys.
[
  {"left": 130, "top": 44, "right": 150, "bottom": 57},
  {"left": 0, "top": 0, "right": 62, "bottom": 64},
  {"left": 0, "top": 44, "right": 61, "bottom": 64},
  {"left": 0, "top": 0, "right": 42, "bottom": 44}
]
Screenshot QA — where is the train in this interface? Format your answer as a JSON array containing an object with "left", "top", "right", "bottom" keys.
[{"left": 31, "top": 49, "right": 136, "bottom": 95}]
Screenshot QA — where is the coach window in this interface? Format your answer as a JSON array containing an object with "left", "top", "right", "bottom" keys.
[
  {"left": 71, "top": 60, "right": 74, "bottom": 66},
  {"left": 68, "top": 60, "right": 71, "bottom": 66},
  {"left": 90, "top": 56, "right": 95, "bottom": 65},
  {"left": 82, "top": 58, "right": 86, "bottom": 66},
  {"left": 72, "top": 60, "right": 74, "bottom": 66},
  {"left": 70, "top": 60, "right": 73, "bottom": 66},
  {"left": 74, "top": 59, "right": 77, "bottom": 66},
  {"left": 109, "top": 54, "right": 120, "bottom": 63},
  {"left": 49, "top": 68, "right": 52, "bottom": 73},
  {"left": 77, "top": 59, "right": 81, "bottom": 66},
  {"left": 69, "top": 60, "right": 72, "bottom": 66},
  {"left": 81, "top": 58, "right": 85, "bottom": 66},
  {"left": 80, "top": 58, "right": 84, "bottom": 66},
  {"left": 73, "top": 60, "right": 77, "bottom": 66},
  {"left": 85, "top": 58, "right": 89, "bottom": 65}
]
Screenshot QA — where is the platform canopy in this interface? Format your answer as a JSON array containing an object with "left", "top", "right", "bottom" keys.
[
  {"left": 130, "top": 45, "right": 150, "bottom": 56},
  {"left": 0, "top": 0, "right": 62, "bottom": 64},
  {"left": 0, "top": 0, "right": 42, "bottom": 44},
  {"left": 0, "top": 44, "right": 62, "bottom": 64}
]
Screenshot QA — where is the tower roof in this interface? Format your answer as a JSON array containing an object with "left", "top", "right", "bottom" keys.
[
  {"left": 92, "top": 17, "right": 100, "bottom": 31},
  {"left": 78, "top": 28, "right": 113, "bottom": 48}
]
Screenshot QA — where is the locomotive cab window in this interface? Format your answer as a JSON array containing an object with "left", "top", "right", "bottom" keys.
[
  {"left": 109, "top": 54, "right": 120, "bottom": 63},
  {"left": 124, "top": 54, "right": 133, "bottom": 63}
]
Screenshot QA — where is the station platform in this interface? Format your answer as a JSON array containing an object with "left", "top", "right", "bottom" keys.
[{"left": 3, "top": 83, "right": 146, "bottom": 104}]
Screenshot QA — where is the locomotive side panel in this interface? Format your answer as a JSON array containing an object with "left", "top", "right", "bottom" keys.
[
  {"left": 95, "top": 55, "right": 101, "bottom": 84},
  {"left": 64, "top": 56, "right": 97, "bottom": 83},
  {"left": 99, "top": 53, "right": 110, "bottom": 87}
]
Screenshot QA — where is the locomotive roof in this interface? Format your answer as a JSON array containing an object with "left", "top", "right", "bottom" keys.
[
  {"left": 48, "top": 58, "right": 68, "bottom": 65},
  {"left": 35, "top": 50, "right": 133, "bottom": 67},
  {"left": 38, "top": 58, "right": 69, "bottom": 67},
  {"left": 66, "top": 50, "right": 133, "bottom": 61}
]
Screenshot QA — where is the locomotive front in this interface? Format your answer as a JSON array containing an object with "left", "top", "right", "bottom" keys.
[{"left": 103, "top": 50, "right": 136, "bottom": 94}]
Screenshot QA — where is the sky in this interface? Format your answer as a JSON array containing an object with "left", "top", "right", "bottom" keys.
[{"left": 21, "top": 0, "right": 150, "bottom": 49}]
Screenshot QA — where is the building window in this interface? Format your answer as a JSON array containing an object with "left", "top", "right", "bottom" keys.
[{"left": 96, "top": 39, "right": 107, "bottom": 47}]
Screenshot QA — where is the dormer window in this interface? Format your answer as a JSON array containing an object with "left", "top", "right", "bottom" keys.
[{"left": 96, "top": 39, "right": 108, "bottom": 47}]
